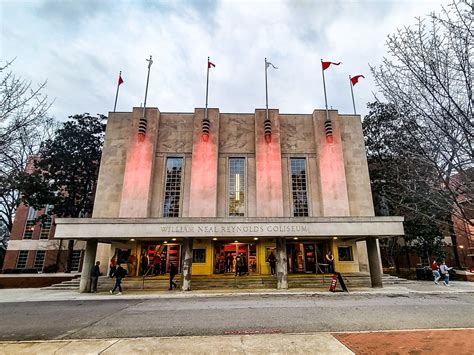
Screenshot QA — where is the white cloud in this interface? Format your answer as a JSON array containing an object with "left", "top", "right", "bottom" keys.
[{"left": 0, "top": 0, "right": 452, "bottom": 120}]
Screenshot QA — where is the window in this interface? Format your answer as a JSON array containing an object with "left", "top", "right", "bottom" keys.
[
  {"left": 23, "top": 207, "right": 37, "bottom": 239},
  {"left": 70, "top": 251, "right": 82, "bottom": 272},
  {"left": 290, "top": 158, "right": 309, "bottom": 217},
  {"left": 16, "top": 250, "right": 29, "bottom": 269},
  {"left": 192, "top": 249, "right": 206, "bottom": 263},
  {"left": 33, "top": 250, "right": 46, "bottom": 270},
  {"left": 163, "top": 158, "right": 183, "bottom": 217},
  {"left": 40, "top": 217, "right": 52, "bottom": 239},
  {"left": 338, "top": 246, "right": 354, "bottom": 261},
  {"left": 228, "top": 158, "right": 245, "bottom": 216}
]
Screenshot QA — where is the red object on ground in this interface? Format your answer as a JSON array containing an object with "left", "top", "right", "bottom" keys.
[{"left": 329, "top": 274, "right": 338, "bottom": 292}]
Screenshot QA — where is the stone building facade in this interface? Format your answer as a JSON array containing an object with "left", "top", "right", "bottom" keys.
[{"left": 55, "top": 107, "right": 404, "bottom": 291}]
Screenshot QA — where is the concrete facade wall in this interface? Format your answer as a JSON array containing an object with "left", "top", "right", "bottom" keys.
[{"left": 84, "top": 107, "right": 384, "bottom": 275}]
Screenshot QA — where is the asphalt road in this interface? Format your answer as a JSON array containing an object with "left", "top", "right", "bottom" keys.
[{"left": 1, "top": 293, "right": 474, "bottom": 341}]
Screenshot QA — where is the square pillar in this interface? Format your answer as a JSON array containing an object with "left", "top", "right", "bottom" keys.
[
  {"left": 276, "top": 236, "right": 288, "bottom": 289},
  {"left": 255, "top": 109, "right": 284, "bottom": 217},
  {"left": 366, "top": 237, "right": 383, "bottom": 288},
  {"left": 313, "top": 110, "right": 350, "bottom": 216},
  {"left": 119, "top": 108, "right": 160, "bottom": 218},
  {"left": 181, "top": 238, "right": 194, "bottom": 291},
  {"left": 79, "top": 239, "right": 98, "bottom": 293},
  {"left": 188, "top": 108, "right": 220, "bottom": 217}
]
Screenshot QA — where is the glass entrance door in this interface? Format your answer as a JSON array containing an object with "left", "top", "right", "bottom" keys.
[{"left": 214, "top": 243, "right": 256, "bottom": 274}]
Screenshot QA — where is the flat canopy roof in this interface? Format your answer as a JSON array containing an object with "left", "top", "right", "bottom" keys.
[{"left": 55, "top": 217, "right": 404, "bottom": 241}]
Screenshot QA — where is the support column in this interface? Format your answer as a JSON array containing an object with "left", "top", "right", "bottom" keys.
[
  {"left": 181, "top": 238, "right": 194, "bottom": 291},
  {"left": 366, "top": 237, "right": 383, "bottom": 288},
  {"left": 276, "top": 236, "right": 288, "bottom": 289},
  {"left": 79, "top": 239, "right": 98, "bottom": 293}
]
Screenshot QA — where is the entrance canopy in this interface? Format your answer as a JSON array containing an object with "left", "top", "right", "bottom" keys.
[{"left": 54, "top": 217, "right": 404, "bottom": 241}]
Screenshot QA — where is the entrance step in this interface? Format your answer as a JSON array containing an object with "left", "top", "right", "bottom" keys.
[
  {"left": 96, "top": 273, "right": 411, "bottom": 291},
  {"left": 41, "top": 276, "right": 81, "bottom": 290},
  {"left": 43, "top": 273, "right": 411, "bottom": 291}
]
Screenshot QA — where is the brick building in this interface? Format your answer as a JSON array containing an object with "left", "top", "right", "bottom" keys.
[{"left": 3, "top": 205, "right": 85, "bottom": 273}]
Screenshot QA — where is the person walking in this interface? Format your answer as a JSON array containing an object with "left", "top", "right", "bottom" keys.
[
  {"left": 235, "top": 254, "right": 243, "bottom": 276},
  {"left": 225, "top": 254, "right": 233, "bottom": 273},
  {"left": 431, "top": 259, "right": 441, "bottom": 285},
  {"left": 169, "top": 262, "right": 178, "bottom": 290},
  {"left": 267, "top": 252, "right": 276, "bottom": 276},
  {"left": 110, "top": 264, "right": 127, "bottom": 295},
  {"left": 90, "top": 261, "right": 101, "bottom": 293},
  {"left": 109, "top": 255, "right": 117, "bottom": 278},
  {"left": 241, "top": 253, "right": 249, "bottom": 275},
  {"left": 141, "top": 252, "right": 149, "bottom": 276},
  {"left": 439, "top": 261, "right": 452, "bottom": 286},
  {"left": 153, "top": 254, "right": 161, "bottom": 276},
  {"left": 326, "top": 250, "right": 335, "bottom": 274},
  {"left": 160, "top": 253, "right": 167, "bottom": 275}
]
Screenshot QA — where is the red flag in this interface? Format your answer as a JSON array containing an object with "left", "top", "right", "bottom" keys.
[
  {"left": 322, "top": 61, "right": 342, "bottom": 70},
  {"left": 118, "top": 73, "right": 124, "bottom": 86},
  {"left": 351, "top": 75, "right": 365, "bottom": 86},
  {"left": 208, "top": 60, "right": 215, "bottom": 69}
]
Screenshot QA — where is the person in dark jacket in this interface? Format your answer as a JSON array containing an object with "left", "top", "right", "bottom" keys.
[
  {"left": 90, "top": 261, "right": 101, "bottom": 293},
  {"left": 169, "top": 262, "right": 178, "bottom": 290},
  {"left": 110, "top": 264, "right": 127, "bottom": 295},
  {"left": 267, "top": 252, "right": 276, "bottom": 276},
  {"left": 141, "top": 252, "right": 149, "bottom": 276}
]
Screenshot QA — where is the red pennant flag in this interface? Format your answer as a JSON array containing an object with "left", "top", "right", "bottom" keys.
[
  {"left": 118, "top": 73, "right": 124, "bottom": 86},
  {"left": 351, "top": 75, "right": 365, "bottom": 86},
  {"left": 322, "top": 61, "right": 342, "bottom": 70},
  {"left": 208, "top": 60, "right": 215, "bottom": 69}
]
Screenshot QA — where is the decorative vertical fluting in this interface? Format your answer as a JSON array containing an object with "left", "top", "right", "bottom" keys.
[
  {"left": 264, "top": 114, "right": 272, "bottom": 143},
  {"left": 201, "top": 116, "right": 210, "bottom": 142},
  {"left": 324, "top": 118, "right": 333, "bottom": 142}
]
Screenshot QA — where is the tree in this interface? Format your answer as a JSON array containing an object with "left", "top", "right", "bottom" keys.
[
  {"left": 363, "top": 102, "right": 448, "bottom": 270},
  {"left": 0, "top": 223, "right": 9, "bottom": 269},
  {"left": 18, "top": 113, "right": 106, "bottom": 272},
  {"left": 370, "top": 0, "right": 473, "bottom": 267},
  {"left": 0, "top": 59, "right": 55, "bottom": 232}
]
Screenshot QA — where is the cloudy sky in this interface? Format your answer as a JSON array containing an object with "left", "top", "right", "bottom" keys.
[{"left": 1, "top": 0, "right": 451, "bottom": 120}]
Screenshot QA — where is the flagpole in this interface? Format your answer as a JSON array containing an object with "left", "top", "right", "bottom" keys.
[
  {"left": 113, "top": 71, "right": 121, "bottom": 112},
  {"left": 265, "top": 58, "right": 269, "bottom": 121},
  {"left": 205, "top": 57, "right": 210, "bottom": 120},
  {"left": 142, "top": 55, "right": 152, "bottom": 119},
  {"left": 321, "top": 59, "right": 329, "bottom": 122},
  {"left": 349, "top": 75, "right": 357, "bottom": 115},
  {"left": 139, "top": 55, "right": 153, "bottom": 136}
]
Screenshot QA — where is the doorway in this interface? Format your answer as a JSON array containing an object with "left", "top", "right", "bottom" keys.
[
  {"left": 287, "top": 242, "right": 322, "bottom": 274},
  {"left": 214, "top": 242, "right": 257, "bottom": 274}
]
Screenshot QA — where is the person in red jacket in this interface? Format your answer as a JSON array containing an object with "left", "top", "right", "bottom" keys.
[{"left": 431, "top": 260, "right": 441, "bottom": 285}]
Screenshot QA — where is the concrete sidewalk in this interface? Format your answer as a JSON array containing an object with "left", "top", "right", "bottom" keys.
[
  {"left": 0, "top": 333, "right": 354, "bottom": 354},
  {"left": 0, "top": 280, "right": 473, "bottom": 303},
  {"left": 3, "top": 283, "right": 474, "bottom": 303},
  {"left": 1, "top": 329, "right": 473, "bottom": 354}
]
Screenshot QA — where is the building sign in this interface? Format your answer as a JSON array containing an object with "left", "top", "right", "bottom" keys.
[
  {"left": 159, "top": 224, "right": 308, "bottom": 235},
  {"left": 54, "top": 217, "right": 405, "bottom": 240}
]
